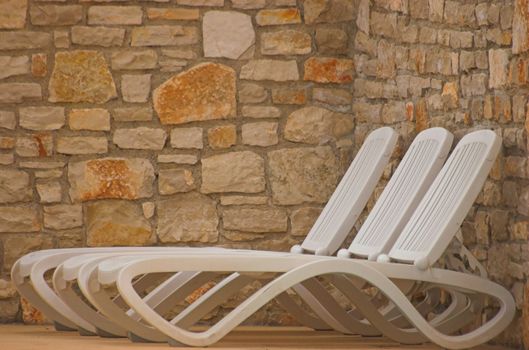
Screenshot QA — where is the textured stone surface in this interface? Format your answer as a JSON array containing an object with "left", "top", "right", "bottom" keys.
[
  {"left": 0, "top": 83, "right": 41, "bottom": 104},
  {"left": 131, "top": 26, "right": 198, "bottom": 46},
  {"left": 69, "top": 109, "right": 111, "bottom": 131},
  {"left": 268, "top": 147, "right": 338, "bottom": 205},
  {"left": 261, "top": 30, "right": 311, "bottom": 55},
  {"left": 4, "top": 236, "right": 51, "bottom": 272},
  {"left": 113, "top": 127, "right": 167, "bottom": 150},
  {"left": 284, "top": 107, "right": 354, "bottom": 144},
  {"left": 0, "top": 170, "right": 32, "bottom": 203},
  {"left": 0, "top": 111, "right": 16, "bottom": 130},
  {"left": 290, "top": 207, "right": 322, "bottom": 236},
  {"left": 242, "top": 106, "right": 282, "bottom": 118},
  {"left": 30, "top": 5, "right": 82, "bottom": 26},
  {"left": 0, "top": 0, "right": 27, "bottom": 29},
  {"left": 36, "top": 181, "right": 62, "bottom": 203},
  {"left": 305, "top": 57, "right": 354, "bottom": 83},
  {"left": 208, "top": 125, "right": 237, "bottom": 149},
  {"left": 71, "top": 26, "right": 125, "bottom": 47},
  {"left": 111, "top": 50, "right": 158, "bottom": 70},
  {"left": 304, "top": 0, "right": 355, "bottom": 24},
  {"left": 157, "top": 154, "right": 198, "bottom": 165},
  {"left": 113, "top": 107, "right": 153, "bottom": 122},
  {"left": 241, "top": 122, "right": 278, "bottom": 146},
  {"left": 57, "top": 136, "right": 108, "bottom": 155},
  {"left": 16, "top": 135, "right": 53, "bottom": 158},
  {"left": 147, "top": 8, "right": 199, "bottom": 20},
  {"left": 49, "top": 51, "right": 117, "bottom": 104},
  {"left": 20, "top": 297, "right": 48, "bottom": 325},
  {"left": 489, "top": 49, "right": 510, "bottom": 89},
  {"left": 240, "top": 60, "right": 299, "bottom": 81},
  {"left": 121, "top": 74, "right": 151, "bottom": 103},
  {"left": 176, "top": 0, "right": 224, "bottom": 5},
  {"left": 316, "top": 27, "right": 348, "bottom": 54},
  {"left": 154, "top": 63, "right": 236, "bottom": 125},
  {"left": 313, "top": 88, "right": 352, "bottom": 107},
  {"left": 223, "top": 208, "right": 287, "bottom": 233},
  {"left": 202, "top": 151, "right": 265, "bottom": 193},
  {"left": 87, "top": 201, "right": 152, "bottom": 246},
  {"left": 157, "top": 192, "right": 218, "bottom": 243},
  {"left": 159, "top": 169, "right": 195, "bottom": 195},
  {"left": 0, "top": 32, "right": 50, "bottom": 50},
  {"left": 203, "top": 11, "right": 255, "bottom": 59},
  {"left": 513, "top": 0, "right": 529, "bottom": 54},
  {"left": 239, "top": 83, "right": 268, "bottom": 103},
  {"left": 0, "top": 206, "right": 40, "bottom": 232},
  {"left": 31, "top": 54, "right": 47, "bottom": 77},
  {"left": 220, "top": 195, "right": 268, "bottom": 206},
  {"left": 19, "top": 107, "right": 65, "bottom": 131},
  {"left": 0, "top": 56, "right": 29, "bottom": 79},
  {"left": 88, "top": 6, "right": 143, "bottom": 25},
  {"left": 256, "top": 8, "right": 301, "bottom": 25},
  {"left": 232, "top": 0, "right": 266, "bottom": 9},
  {"left": 68, "top": 158, "right": 155, "bottom": 202},
  {"left": 272, "top": 88, "right": 307, "bottom": 105},
  {"left": 170, "top": 127, "right": 203, "bottom": 149},
  {"left": 43, "top": 204, "right": 83, "bottom": 230}
]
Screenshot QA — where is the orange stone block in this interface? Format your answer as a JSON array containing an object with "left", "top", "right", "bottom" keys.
[
  {"left": 31, "top": 53, "right": 47, "bottom": 77},
  {"left": 68, "top": 158, "right": 155, "bottom": 202},
  {"left": 208, "top": 125, "right": 237, "bottom": 149},
  {"left": 21, "top": 297, "right": 48, "bottom": 325},
  {"left": 304, "top": 57, "right": 354, "bottom": 84},
  {"left": 48, "top": 50, "right": 117, "bottom": 104},
  {"left": 147, "top": 8, "right": 199, "bottom": 21},
  {"left": 154, "top": 63, "right": 236, "bottom": 125},
  {"left": 256, "top": 8, "right": 301, "bottom": 26},
  {"left": 415, "top": 98, "right": 428, "bottom": 132}
]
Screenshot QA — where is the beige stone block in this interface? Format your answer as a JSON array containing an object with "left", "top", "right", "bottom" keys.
[
  {"left": 157, "top": 192, "right": 219, "bottom": 243},
  {"left": 87, "top": 201, "right": 152, "bottom": 247},
  {"left": 241, "top": 122, "right": 278, "bottom": 147},
  {"left": 68, "top": 158, "right": 155, "bottom": 202},
  {"left": 223, "top": 208, "right": 287, "bottom": 233},
  {"left": 57, "top": 136, "right": 108, "bottom": 155},
  {"left": 201, "top": 151, "right": 265, "bottom": 193},
  {"left": 158, "top": 169, "right": 195, "bottom": 195},
  {"left": 69, "top": 109, "right": 110, "bottom": 131},
  {"left": 113, "top": 127, "right": 167, "bottom": 150}
]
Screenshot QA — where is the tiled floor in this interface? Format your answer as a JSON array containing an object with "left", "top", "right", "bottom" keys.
[{"left": 0, "top": 325, "right": 511, "bottom": 350}]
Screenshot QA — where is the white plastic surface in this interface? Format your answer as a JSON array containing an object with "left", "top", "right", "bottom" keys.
[
  {"left": 389, "top": 129, "right": 501, "bottom": 267},
  {"left": 301, "top": 127, "right": 398, "bottom": 255},
  {"left": 348, "top": 127, "right": 453, "bottom": 258}
]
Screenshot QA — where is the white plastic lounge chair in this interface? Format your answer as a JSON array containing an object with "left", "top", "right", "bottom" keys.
[
  {"left": 94, "top": 129, "right": 514, "bottom": 349},
  {"left": 68, "top": 127, "right": 453, "bottom": 341},
  {"left": 12, "top": 127, "right": 398, "bottom": 336}
]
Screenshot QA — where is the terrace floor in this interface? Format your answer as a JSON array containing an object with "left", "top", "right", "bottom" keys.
[{"left": 0, "top": 324, "right": 511, "bottom": 350}]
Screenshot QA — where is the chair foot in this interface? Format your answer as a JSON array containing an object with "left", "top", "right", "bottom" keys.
[
  {"left": 78, "top": 327, "right": 96, "bottom": 336},
  {"left": 53, "top": 321, "right": 77, "bottom": 332},
  {"left": 96, "top": 327, "right": 123, "bottom": 338},
  {"left": 169, "top": 338, "right": 190, "bottom": 347},
  {"left": 127, "top": 332, "right": 163, "bottom": 343}
]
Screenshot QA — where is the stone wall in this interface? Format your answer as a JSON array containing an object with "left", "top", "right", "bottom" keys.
[{"left": 0, "top": 0, "right": 527, "bottom": 347}]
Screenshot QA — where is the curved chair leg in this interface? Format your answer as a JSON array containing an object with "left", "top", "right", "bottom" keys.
[
  {"left": 113, "top": 256, "right": 514, "bottom": 349},
  {"left": 52, "top": 265, "right": 128, "bottom": 337},
  {"left": 30, "top": 256, "right": 97, "bottom": 334}
]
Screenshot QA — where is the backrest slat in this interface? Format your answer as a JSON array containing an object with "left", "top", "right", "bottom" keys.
[
  {"left": 388, "top": 130, "right": 501, "bottom": 268},
  {"left": 348, "top": 128, "right": 453, "bottom": 259},
  {"left": 300, "top": 127, "right": 398, "bottom": 255}
]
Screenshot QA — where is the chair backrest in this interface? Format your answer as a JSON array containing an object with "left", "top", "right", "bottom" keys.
[
  {"left": 348, "top": 128, "right": 453, "bottom": 260},
  {"left": 388, "top": 129, "right": 501, "bottom": 269},
  {"left": 299, "top": 127, "right": 398, "bottom": 255}
]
